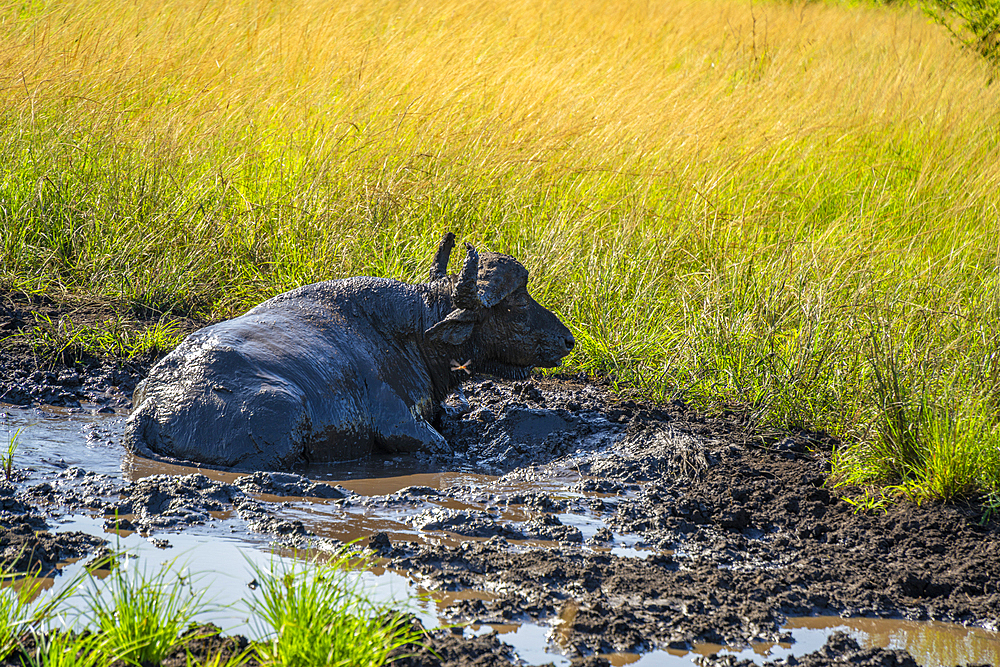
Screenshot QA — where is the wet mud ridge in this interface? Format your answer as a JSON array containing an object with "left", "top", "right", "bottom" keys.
[
  {"left": 2, "top": 301, "right": 1000, "bottom": 665},
  {"left": 0, "top": 480, "right": 106, "bottom": 576}
]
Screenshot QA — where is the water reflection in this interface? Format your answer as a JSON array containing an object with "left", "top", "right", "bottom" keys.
[
  {"left": 48, "top": 515, "right": 428, "bottom": 639},
  {"left": 784, "top": 616, "right": 1000, "bottom": 667},
  {"left": 474, "top": 615, "right": 1000, "bottom": 667}
]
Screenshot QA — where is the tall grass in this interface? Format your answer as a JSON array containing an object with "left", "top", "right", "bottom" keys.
[
  {"left": 19, "top": 632, "right": 106, "bottom": 667},
  {"left": 2, "top": 426, "right": 21, "bottom": 482},
  {"left": 26, "top": 313, "right": 185, "bottom": 363},
  {"left": 0, "top": 556, "right": 87, "bottom": 660},
  {"left": 1, "top": 0, "right": 999, "bottom": 501},
  {"left": 0, "top": 562, "right": 61, "bottom": 658}
]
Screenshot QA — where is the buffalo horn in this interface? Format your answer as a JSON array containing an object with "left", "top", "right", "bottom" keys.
[
  {"left": 452, "top": 243, "right": 482, "bottom": 310},
  {"left": 428, "top": 232, "right": 456, "bottom": 281},
  {"left": 476, "top": 254, "right": 528, "bottom": 308}
]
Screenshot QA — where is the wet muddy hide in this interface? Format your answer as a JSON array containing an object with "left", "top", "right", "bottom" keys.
[{"left": 123, "top": 234, "right": 574, "bottom": 470}]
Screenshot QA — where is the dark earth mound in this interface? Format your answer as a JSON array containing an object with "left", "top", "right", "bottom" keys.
[
  {"left": 2, "top": 290, "right": 999, "bottom": 666},
  {"left": 0, "top": 480, "right": 106, "bottom": 576}
]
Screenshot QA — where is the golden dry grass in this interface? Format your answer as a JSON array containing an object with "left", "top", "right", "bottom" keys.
[
  {"left": 2, "top": 0, "right": 1000, "bottom": 499},
  {"left": 5, "top": 0, "right": 997, "bottom": 182}
]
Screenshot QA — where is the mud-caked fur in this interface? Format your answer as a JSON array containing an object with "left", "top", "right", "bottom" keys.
[{"left": 124, "top": 233, "right": 575, "bottom": 469}]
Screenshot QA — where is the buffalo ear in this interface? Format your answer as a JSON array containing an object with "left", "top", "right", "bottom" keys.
[
  {"left": 425, "top": 308, "right": 478, "bottom": 346},
  {"left": 476, "top": 252, "right": 529, "bottom": 308}
]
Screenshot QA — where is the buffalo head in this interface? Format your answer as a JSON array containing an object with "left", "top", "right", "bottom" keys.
[{"left": 425, "top": 235, "right": 575, "bottom": 381}]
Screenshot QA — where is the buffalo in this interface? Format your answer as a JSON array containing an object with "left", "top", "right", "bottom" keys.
[{"left": 124, "top": 233, "right": 575, "bottom": 469}]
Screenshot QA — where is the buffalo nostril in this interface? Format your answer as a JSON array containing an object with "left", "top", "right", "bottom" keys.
[{"left": 565, "top": 336, "right": 575, "bottom": 351}]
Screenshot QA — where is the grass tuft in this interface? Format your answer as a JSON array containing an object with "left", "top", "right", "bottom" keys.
[
  {"left": 2, "top": 427, "right": 21, "bottom": 483},
  {"left": 25, "top": 313, "right": 185, "bottom": 364},
  {"left": 81, "top": 555, "right": 215, "bottom": 666},
  {"left": 246, "top": 551, "right": 424, "bottom": 667},
  {"left": 0, "top": 549, "right": 419, "bottom": 667},
  {"left": 19, "top": 631, "right": 106, "bottom": 667},
  {"left": 0, "top": 559, "right": 84, "bottom": 660}
]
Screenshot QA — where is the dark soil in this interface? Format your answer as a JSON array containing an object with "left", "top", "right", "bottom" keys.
[
  {"left": 2, "top": 291, "right": 999, "bottom": 666},
  {"left": 375, "top": 377, "right": 1000, "bottom": 658},
  {"left": 0, "top": 290, "right": 202, "bottom": 409},
  {"left": 0, "top": 480, "right": 106, "bottom": 575}
]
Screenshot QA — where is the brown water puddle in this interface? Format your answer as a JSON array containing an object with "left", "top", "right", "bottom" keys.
[
  {"left": 125, "top": 452, "right": 611, "bottom": 551},
  {"left": 124, "top": 453, "right": 499, "bottom": 499},
  {"left": 126, "top": 454, "right": 493, "bottom": 495},
  {"left": 125, "top": 452, "right": 587, "bottom": 500},
  {"left": 279, "top": 502, "right": 583, "bottom": 552},
  {"left": 424, "top": 588, "right": 499, "bottom": 617},
  {"left": 329, "top": 472, "right": 488, "bottom": 496},
  {"left": 123, "top": 454, "right": 252, "bottom": 485},
  {"left": 783, "top": 616, "right": 1000, "bottom": 666}
]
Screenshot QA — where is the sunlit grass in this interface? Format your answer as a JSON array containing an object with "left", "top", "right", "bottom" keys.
[
  {"left": 81, "top": 555, "right": 216, "bottom": 666},
  {"left": 0, "top": 550, "right": 416, "bottom": 667},
  {"left": 2, "top": 426, "right": 21, "bottom": 482},
  {"left": 19, "top": 632, "right": 106, "bottom": 667},
  {"left": 0, "top": 567, "right": 54, "bottom": 659},
  {"left": 23, "top": 312, "right": 186, "bottom": 364},
  {"left": 246, "top": 552, "right": 421, "bottom": 667},
  {"left": 0, "top": 558, "right": 85, "bottom": 661},
  {"left": 1, "top": 0, "right": 999, "bottom": 502}
]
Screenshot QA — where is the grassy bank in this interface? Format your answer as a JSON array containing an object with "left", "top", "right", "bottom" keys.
[{"left": 1, "top": 0, "right": 999, "bottom": 502}]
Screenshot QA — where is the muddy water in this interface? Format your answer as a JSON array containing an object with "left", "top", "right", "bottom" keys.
[
  {"left": 4, "top": 402, "right": 1000, "bottom": 666},
  {"left": 473, "top": 614, "right": 1000, "bottom": 667},
  {"left": 486, "top": 615, "right": 1000, "bottom": 667},
  {"left": 4, "top": 405, "right": 124, "bottom": 476},
  {"left": 715, "top": 617, "right": 1000, "bottom": 667},
  {"left": 780, "top": 617, "right": 1000, "bottom": 667},
  {"left": 44, "top": 515, "right": 425, "bottom": 637}
]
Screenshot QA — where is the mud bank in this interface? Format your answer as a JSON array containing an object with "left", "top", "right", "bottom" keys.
[
  {"left": 372, "top": 378, "right": 1000, "bottom": 658},
  {"left": 0, "top": 481, "right": 105, "bottom": 575},
  {"left": 2, "top": 292, "right": 1000, "bottom": 666}
]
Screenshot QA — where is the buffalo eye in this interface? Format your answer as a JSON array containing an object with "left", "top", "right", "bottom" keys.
[
  {"left": 506, "top": 300, "right": 530, "bottom": 324},
  {"left": 505, "top": 291, "right": 530, "bottom": 308}
]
